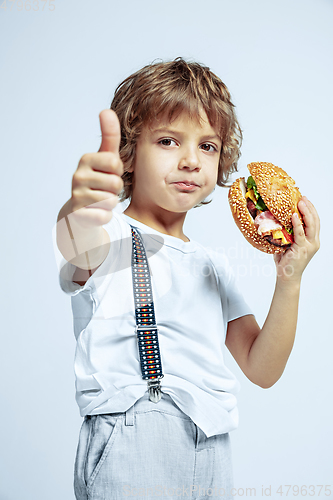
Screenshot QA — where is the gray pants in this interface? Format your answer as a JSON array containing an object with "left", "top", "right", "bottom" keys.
[{"left": 74, "top": 392, "right": 234, "bottom": 499}]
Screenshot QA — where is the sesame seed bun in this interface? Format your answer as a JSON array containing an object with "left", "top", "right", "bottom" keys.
[
  {"left": 228, "top": 162, "right": 303, "bottom": 254},
  {"left": 248, "top": 162, "right": 302, "bottom": 232}
]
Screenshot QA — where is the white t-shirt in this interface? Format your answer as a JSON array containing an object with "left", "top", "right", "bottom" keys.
[{"left": 59, "top": 211, "right": 253, "bottom": 438}]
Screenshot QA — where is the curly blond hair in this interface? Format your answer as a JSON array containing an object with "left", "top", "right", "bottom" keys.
[{"left": 110, "top": 57, "right": 242, "bottom": 207}]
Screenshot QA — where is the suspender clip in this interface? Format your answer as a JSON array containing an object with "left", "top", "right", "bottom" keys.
[
  {"left": 135, "top": 324, "right": 158, "bottom": 332},
  {"left": 147, "top": 376, "right": 164, "bottom": 404}
]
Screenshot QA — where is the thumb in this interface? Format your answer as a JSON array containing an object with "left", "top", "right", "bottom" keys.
[{"left": 98, "top": 109, "right": 121, "bottom": 153}]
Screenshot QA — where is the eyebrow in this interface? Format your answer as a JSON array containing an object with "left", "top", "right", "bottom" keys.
[{"left": 151, "top": 127, "right": 221, "bottom": 143}]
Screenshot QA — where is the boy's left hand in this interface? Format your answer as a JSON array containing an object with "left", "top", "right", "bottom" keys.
[{"left": 273, "top": 196, "right": 320, "bottom": 283}]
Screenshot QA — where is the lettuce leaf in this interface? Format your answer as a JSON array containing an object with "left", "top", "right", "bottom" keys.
[
  {"left": 285, "top": 226, "right": 294, "bottom": 235},
  {"left": 255, "top": 197, "right": 268, "bottom": 211},
  {"left": 247, "top": 176, "right": 268, "bottom": 211}
]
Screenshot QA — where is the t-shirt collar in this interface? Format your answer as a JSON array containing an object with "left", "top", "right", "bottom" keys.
[{"left": 121, "top": 213, "right": 197, "bottom": 254}]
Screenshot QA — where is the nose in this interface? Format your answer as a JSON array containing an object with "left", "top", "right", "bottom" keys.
[{"left": 178, "top": 145, "right": 201, "bottom": 171}]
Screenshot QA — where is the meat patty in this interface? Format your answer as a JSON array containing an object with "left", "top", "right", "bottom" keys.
[
  {"left": 263, "top": 234, "right": 291, "bottom": 248},
  {"left": 247, "top": 199, "right": 257, "bottom": 219}
]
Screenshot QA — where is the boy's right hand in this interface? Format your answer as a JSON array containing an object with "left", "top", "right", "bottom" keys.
[{"left": 70, "top": 109, "right": 124, "bottom": 229}]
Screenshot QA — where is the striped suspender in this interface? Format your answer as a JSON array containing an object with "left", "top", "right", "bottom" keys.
[{"left": 130, "top": 226, "right": 164, "bottom": 403}]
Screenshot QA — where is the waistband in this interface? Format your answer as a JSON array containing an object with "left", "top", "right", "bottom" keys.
[{"left": 123, "top": 391, "right": 192, "bottom": 426}]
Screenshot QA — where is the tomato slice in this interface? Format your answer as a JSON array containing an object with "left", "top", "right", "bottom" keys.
[{"left": 281, "top": 227, "right": 294, "bottom": 244}]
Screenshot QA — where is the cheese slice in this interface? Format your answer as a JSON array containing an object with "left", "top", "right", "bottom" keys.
[
  {"left": 272, "top": 230, "right": 289, "bottom": 245},
  {"left": 245, "top": 189, "right": 257, "bottom": 205}
]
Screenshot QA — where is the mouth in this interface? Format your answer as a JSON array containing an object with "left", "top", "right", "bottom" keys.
[
  {"left": 172, "top": 181, "right": 200, "bottom": 192},
  {"left": 173, "top": 180, "right": 200, "bottom": 187}
]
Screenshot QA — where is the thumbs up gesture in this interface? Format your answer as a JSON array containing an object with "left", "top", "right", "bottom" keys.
[{"left": 70, "top": 110, "right": 124, "bottom": 228}]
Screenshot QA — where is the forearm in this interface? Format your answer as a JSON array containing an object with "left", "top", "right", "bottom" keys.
[
  {"left": 228, "top": 197, "right": 320, "bottom": 389},
  {"left": 56, "top": 199, "right": 110, "bottom": 270},
  {"left": 247, "top": 277, "right": 301, "bottom": 388}
]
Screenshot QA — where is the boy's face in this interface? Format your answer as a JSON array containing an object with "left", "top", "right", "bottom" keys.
[{"left": 129, "top": 109, "right": 222, "bottom": 216}]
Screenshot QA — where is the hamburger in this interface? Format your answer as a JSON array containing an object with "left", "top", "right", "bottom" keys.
[{"left": 228, "top": 162, "right": 303, "bottom": 254}]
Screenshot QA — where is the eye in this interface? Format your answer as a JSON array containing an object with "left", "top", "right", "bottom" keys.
[
  {"left": 200, "top": 143, "right": 218, "bottom": 153},
  {"left": 158, "top": 138, "right": 177, "bottom": 147}
]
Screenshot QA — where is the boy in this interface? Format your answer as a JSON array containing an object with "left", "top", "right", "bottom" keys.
[{"left": 56, "top": 58, "right": 320, "bottom": 499}]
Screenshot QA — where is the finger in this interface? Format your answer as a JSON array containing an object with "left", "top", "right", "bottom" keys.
[
  {"left": 303, "top": 196, "right": 321, "bottom": 232},
  {"left": 74, "top": 169, "right": 123, "bottom": 194},
  {"left": 90, "top": 172, "right": 123, "bottom": 194},
  {"left": 85, "top": 195, "right": 119, "bottom": 212},
  {"left": 297, "top": 197, "right": 316, "bottom": 240},
  {"left": 292, "top": 211, "right": 306, "bottom": 244},
  {"left": 70, "top": 205, "right": 115, "bottom": 229},
  {"left": 72, "top": 190, "right": 119, "bottom": 213},
  {"left": 98, "top": 109, "right": 121, "bottom": 153},
  {"left": 79, "top": 152, "right": 123, "bottom": 176}
]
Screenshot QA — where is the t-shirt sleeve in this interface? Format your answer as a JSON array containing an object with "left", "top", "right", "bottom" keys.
[
  {"left": 56, "top": 210, "right": 130, "bottom": 296},
  {"left": 224, "top": 265, "right": 253, "bottom": 322},
  {"left": 58, "top": 260, "right": 92, "bottom": 296},
  {"left": 206, "top": 249, "right": 254, "bottom": 327}
]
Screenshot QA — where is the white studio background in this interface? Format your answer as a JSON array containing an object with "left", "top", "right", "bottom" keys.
[{"left": 1, "top": 0, "right": 332, "bottom": 499}]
